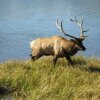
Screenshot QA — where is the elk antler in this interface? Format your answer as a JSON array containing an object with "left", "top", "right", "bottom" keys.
[
  {"left": 56, "top": 19, "right": 76, "bottom": 39},
  {"left": 70, "top": 17, "right": 88, "bottom": 40}
]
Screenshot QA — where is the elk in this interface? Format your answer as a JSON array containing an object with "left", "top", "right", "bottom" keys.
[{"left": 30, "top": 17, "right": 88, "bottom": 66}]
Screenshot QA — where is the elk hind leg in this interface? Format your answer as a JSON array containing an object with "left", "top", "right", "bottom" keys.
[
  {"left": 30, "top": 54, "right": 42, "bottom": 61},
  {"left": 53, "top": 55, "right": 58, "bottom": 67},
  {"left": 30, "top": 54, "right": 36, "bottom": 61}
]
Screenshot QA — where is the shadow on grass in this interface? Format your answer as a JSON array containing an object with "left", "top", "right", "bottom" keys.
[
  {"left": 88, "top": 67, "right": 100, "bottom": 73},
  {"left": 73, "top": 59, "right": 87, "bottom": 66},
  {"left": 0, "top": 86, "right": 17, "bottom": 96}
]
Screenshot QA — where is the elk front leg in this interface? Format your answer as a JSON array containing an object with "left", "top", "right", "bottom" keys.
[
  {"left": 53, "top": 55, "right": 58, "bottom": 67},
  {"left": 65, "top": 56, "right": 74, "bottom": 65}
]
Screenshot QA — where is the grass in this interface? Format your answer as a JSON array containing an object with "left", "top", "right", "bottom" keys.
[{"left": 0, "top": 56, "right": 100, "bottom": 100}]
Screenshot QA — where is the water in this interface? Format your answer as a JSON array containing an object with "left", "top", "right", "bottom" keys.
[{"left": 0, "top": 0, "right": 100, "bottom": 62}]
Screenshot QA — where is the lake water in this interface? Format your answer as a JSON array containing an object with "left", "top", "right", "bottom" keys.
[{"left": 0, "top": 0, "right": 100, "bottom": 62}]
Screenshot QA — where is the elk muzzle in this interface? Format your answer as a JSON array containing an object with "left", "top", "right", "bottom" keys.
[
  {"left": 80, "top": 45, "right": 86, "bottom": 51},
  {"left": 76, "top": 44, "right": 86, "bottom": 51},
  {"left": 82, "top": 47, "right": 86, "bottom": 51}
]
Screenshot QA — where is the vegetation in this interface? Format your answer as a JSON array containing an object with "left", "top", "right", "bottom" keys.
[{"left": 0, "top": 56, "right": 100, "bottom": 100}]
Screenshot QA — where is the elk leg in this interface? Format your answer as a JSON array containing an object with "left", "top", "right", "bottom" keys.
[
  {"left": 65, "top": 56, "right": 74, "bottom": 65},
  {"left": 34, "top": 55, "right": 42, "bottom": 60},
  {"left": 53, "top": 55, "right": 58, "bottom": 67}
]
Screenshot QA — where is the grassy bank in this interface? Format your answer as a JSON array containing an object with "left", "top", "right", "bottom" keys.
[{"left": 0, "top": 56, "right": 100, "bottom": 100}]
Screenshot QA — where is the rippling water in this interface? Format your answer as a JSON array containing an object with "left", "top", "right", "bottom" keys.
[{"left": 0, "top": 0, "right": 100, "bottom": 62}]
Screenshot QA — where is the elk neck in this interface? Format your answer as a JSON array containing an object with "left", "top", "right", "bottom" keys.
[{"left": 68, "top": 40, "right": 79, "bottom": 56}]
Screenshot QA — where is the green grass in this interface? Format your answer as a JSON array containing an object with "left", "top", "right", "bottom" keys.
[{"left": 0, "top": 56, "right": 100, "bottom": 100}]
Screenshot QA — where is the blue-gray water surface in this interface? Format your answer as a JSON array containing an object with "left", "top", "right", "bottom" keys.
[{"left": 0, "top": 0, "right": 100, "bottom": 62}]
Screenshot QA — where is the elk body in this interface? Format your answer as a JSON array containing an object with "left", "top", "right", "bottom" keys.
[{"left": 30, "top": 17, "right": 88, "bottom": 66}]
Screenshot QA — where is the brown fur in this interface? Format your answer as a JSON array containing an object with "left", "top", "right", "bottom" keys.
[{"left": 30, "top": 36, "right": 86, "bottom": 66}]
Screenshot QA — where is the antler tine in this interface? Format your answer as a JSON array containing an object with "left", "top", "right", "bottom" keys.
[
  {"left": 80, "top": 18, "right": 84, "bottom": 37},
  {"left": 70, "top": 17, "right": 88, "bottom": 39},
  {"left": 80, "top": 17, "right": 85, "bottom": 36},
  {"left": 83, "top": 29, "right": 89, "bottom": 33},
  {"left": 80, "top": 18, "right": 89, "bottom": 38},
  {"left": 75, "top": 16, "right": 78, "bottom": 22},
  {"left": 81, "top": 17, "right": 84, "bottom": 25},
  {"left": 56, "top": 19, "right": 66, "bottom": 35},
  {"left": 70, "top": 17, "right": 80, "bottom": 26},
  {"left": 60, "top": 20, "right": 67, "bottom": 35},
  {"left": 56, "top": 19, "right": 61, "bottom": 30},
  {"left": 56, "top": 19, "right": 76, "bottom": 39}
]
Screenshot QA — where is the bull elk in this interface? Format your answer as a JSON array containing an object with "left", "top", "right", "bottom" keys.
[{"left": 30, "top": 17, "right": 88, "bottom": 66}]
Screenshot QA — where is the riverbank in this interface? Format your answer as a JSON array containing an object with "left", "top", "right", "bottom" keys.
[{"left": 0, "top": 56, "right": 100, "bottom": 100}]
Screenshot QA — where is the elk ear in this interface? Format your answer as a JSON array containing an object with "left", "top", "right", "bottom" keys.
[{"left": 80, "top": 36, "right": 87, "bottom": 41}]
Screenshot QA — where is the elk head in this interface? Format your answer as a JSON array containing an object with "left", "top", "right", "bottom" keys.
[{"left": 56, "top": 17, "right": 88, "bottom": 51}]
